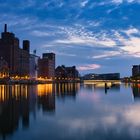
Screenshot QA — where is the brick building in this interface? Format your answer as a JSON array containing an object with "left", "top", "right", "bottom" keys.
[
  {"left": 0, "top": 24, "right": 30, "bottom": 77},
  {"left": 55, "top": 65, "right": 79, "bottom": 80},
  {"left": 38, "top": 53, "right": 55, "bottom": 79}
]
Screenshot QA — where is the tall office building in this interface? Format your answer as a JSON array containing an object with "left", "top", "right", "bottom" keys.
[{"left": 38, "top": 53, "right": 55, "bottom": 79}]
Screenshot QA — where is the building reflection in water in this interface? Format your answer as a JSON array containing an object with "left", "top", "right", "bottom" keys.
[
  {"left": 132, "top": 84, "right": 140, "bottom": 101},
  {"left": 0, "top": 83, "right": 79, "bottom": 139},
  {"left": 37, "top": 84, "right": 55, "bottom": 113},
  {"left": 0, "top": 85, "right": 30, "bottom": 139},
  {"left": 84, "top": 83, "right": 120, "bottom": 94},
  {"left": 54, "top": 83, "right": 80, "bottom": 100}
]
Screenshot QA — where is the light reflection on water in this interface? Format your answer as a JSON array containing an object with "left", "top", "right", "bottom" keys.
[{"left": 0, "top": 83, "right": 140, "bottom": 140}]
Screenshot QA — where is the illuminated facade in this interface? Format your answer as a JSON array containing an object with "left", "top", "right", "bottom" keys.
[
  {"left": 30, "top": 54, "right": 39, "bottom": 79},
  {"left": 38, "top": 53, "right": 55, "bottom": 79},
  {"left": 0, "top": 57, "right": 9, "bottom": 78},
  {"left": 55, "top": 65, "right": 79, "bottom": 80},
  {"left": 0, "top": 24, "right": 20, "bottom": 76},
  {"left": 0, "top": 24, "right": 30, "bottom": 77},
  {"left": 83, "top": 73, "right": 120, "bottom": 80}
]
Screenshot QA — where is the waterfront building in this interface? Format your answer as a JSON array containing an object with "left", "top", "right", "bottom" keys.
[
  {"left": 83, "top": 73, "right": 120, "bottom": 80},
  {"left": 29, "top": 54, "right": 39, "bottom": 79},
  {"left": 0, "top": 24, "right": 20, "bottom": 76},
  {"left": 19, "top": 40, "right": 30, "bottom": 77},
  {"left": 55, "top": 65, "right": 66, "bottom": 79},
  {"left": 55, "top": 65, "right": 79, "bottom": 80},
  {"left": 0, "top": 57, "right": 9, "bottom": 78},
  {"left": 38, "top": 53, "right": 55, "bottom": 79},
  {"left": 0, "top": 24, "right": 30, "bottom": 77},
  {"left": 65, "top": 66, "right": 79, "bottom": 79},
  {"left": 132, "top": 65, "right": 140, "bottom": 77}
]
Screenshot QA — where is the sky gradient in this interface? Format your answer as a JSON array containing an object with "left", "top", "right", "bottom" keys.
[{"left": 0, "top": 0, "right": 140, "bottom": 76}]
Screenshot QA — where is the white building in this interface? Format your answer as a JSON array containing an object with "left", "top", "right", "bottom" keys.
[{"left": 29, "top": 54, "right": 39, "bottom": 79}]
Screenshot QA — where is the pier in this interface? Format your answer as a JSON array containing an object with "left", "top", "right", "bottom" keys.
[{"left": 84, "top": 80, "right": 121, "bottom": 84}]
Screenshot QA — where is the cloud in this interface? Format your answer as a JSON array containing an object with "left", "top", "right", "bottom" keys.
[
  {"left": 111, "top": 0, "right": 140, "bottom": 4},
  {"left": 29, "top": 21, "right": 140, "bottom": 61},
  {"left": 1, "top": 0, "right": 140, "bottom": 76},
  {"left": 56, "top": 99, "right": 140, "bottom": 139},
  {"left": 31, "top": 30, "right": 51, "bottom": 37},
  {"left": 29, "top": 22, "right": 117, "bottom": 50},
  {"left": 49, "top": 50, "right": 76, "bottom": 57},
  {"left": 123, "top": 28, "right": 139, "bottom": 36},
  {"left": 0, "top": 14, "right": 37, "bottom": 29},
  {"left": 77, "top": 64, "right": 101, "bottom": 71},
  {"left": 92, "top": 51, "right": 121, "bottom": 59},
  {"left": 112, "top": 28, "right": 140, "bottom": 57},
  {"left": 121, "top": 36, "right": 140, "bottom": 57},
  {"left": 111, "top": 0, "right": 123, "bottom": 4},
  {"left": 80, "top": 0, "right": 89, "bottom": 7},
  {"left": 123, "top": 104, "right": 140, "bottom": 127},
  {"left": 47, "top": 24, "right": 117, "bottom": 48}
]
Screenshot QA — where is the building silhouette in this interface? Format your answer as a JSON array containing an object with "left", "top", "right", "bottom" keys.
[
  {"left": 0, "top": 57, "right": 9, "bottom": 78},
  {"left": 0, "top": 24, "right": 30, "bottom": 77},
  {"left": 0, "top": 24, "right": 20, "bottom": 76},
  {"left": 132, "top": 65, "right": 140, "bottom": 77},
  {"left": 20, "top": 40, "right": 30, "bottom": 77},
  {"left": 0, "top": 24, "right": 57, "bottom": 79},
  {"left": 38, "top": 53, "right": 55, "bottom": 79},
  {"left": 29, "top": 54, "right": 39, "bottom": 79},
  {"left": 55, "top": 65, "right": 79, "bottom": 80},
  {"left": 82, "top": 73, "right": 120, "bottom": 80}
]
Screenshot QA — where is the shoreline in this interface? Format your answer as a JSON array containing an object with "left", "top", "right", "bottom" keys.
[{"left": 0, "top": 79, "right": 82, "bottom": 85}]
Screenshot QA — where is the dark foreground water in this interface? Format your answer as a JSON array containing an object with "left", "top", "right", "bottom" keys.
[{"left": 0, "top": 83, "right": 140, "bottom": 140}]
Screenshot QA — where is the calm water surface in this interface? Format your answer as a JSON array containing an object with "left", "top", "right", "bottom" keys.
[{"left": 0, "top": 83, "right": 140, "bottom": 140}]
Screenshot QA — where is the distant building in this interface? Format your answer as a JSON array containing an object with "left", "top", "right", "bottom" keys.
[
  {"left": 83, "top": 73, "right": 120, "bottom": 80},
  {"left": 132, "top": 65, "right": 140, "bottom": 77},
  {"left": 0, "top": 24, "right": 30, "bottom": 77},
  {"left": 55, "top": 65, "right": 79, "bottom": 80},
  {"left": 55, "top": 65, "right": 67, "bottom": 79},
  {"left": 38, "top": 53, "right": 55, "bottom": 79},
  {"left": 30, "top": 54, "right": 39, "bottom": 79},
  {"left": 66, "top": 66, "right": 79, "bottom": 79},
  {"left": 0, "top": 57, "right": 9, "bottom": 78}
]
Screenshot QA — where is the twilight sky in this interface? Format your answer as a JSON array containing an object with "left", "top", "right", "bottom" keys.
[{"left": 0, "top": 0, "right": 140, "bottom": 76}]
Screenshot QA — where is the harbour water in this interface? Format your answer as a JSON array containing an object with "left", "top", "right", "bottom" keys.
[{"left": 0, "top": 83, "right": 140, "bottom": 140}]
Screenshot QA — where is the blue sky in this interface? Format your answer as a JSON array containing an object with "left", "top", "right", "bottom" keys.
[{"left": 0, "top": 0, "right": 140, "bottom": 76}]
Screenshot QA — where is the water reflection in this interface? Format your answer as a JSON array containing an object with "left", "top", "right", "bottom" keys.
[
  {"left": 0, "top": 83, "right": 80, "bottom": 139},
  {"left": 84, "top": 83, "right": 120, "bottom": 94},
  {"left": 1, "top": 83, "right": 140, "bottom": 140},
  {"left": 0, "top": 85, "right": 30, "bottom": 139},
  {"left": 37, "top": 84, "right": 55, "bottom": 113},
  {"left": 55, "top": 83, "right": 79, "bottom": 99},
  {"left": 132, "top": 84, "right": 140, "bottom": 100}
]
